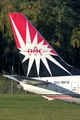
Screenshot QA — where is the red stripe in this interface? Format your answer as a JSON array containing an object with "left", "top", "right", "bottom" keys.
[
  {"left": 47, "top": 95, "right": 80, "bottom": 99},
  {"left": 9, "top": 12, "right": 26, "bottom": 48}
]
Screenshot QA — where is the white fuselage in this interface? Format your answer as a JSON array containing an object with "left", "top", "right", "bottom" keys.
[
  {"left": 38, "top": 76, "right": 80, "bottom": 94},
  {"left": 20, "top": 75, "right": 80, "bottom": 104}
]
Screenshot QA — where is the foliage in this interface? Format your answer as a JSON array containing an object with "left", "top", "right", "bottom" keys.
[{"left": 0, "top": 0, "right": 80, "bottom": 74}]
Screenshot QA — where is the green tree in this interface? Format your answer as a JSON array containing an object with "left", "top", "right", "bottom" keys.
[
  {"left": 0, "top": 0, "right": 80, "bottom": 74},
  {"left": 0, "top": 0, "right": 17, "bottom": 73}
]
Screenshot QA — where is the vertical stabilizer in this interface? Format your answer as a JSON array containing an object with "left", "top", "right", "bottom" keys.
[{"left": 8, "top": 12, "right": 74, "bottom": 77}]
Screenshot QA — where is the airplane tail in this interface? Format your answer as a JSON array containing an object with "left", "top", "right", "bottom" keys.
[{"left": 8, "top": 12, "right": 80, "bottom": 77}]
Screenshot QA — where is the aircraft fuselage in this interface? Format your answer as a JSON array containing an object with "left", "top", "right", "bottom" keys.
[{"left": 21, "top": 75, "right": 80, "bottom": 104}]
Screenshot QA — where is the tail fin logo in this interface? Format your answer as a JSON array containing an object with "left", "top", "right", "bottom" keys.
[
  {"left": 19, "top": 28, "right": 56, "bottom": 76},
  {"left": 24, "top": 46, "right": 47, "bottom": 56},
  {"left": 9, "top": 13, "right": 72, "bottom": 76}
]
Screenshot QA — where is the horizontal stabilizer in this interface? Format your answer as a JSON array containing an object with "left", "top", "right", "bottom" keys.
[
  {"left": 13, "top": 75, "right": 51, "bottom": 85},
  {"left": 42, "top": 95, "right": 55, "bottom": 100},
  {"left": 3, "top": 75, "right": 19, "bottom": 82},
  {"left": 3, "top": 75, "right": 51, "bottom": 85}
]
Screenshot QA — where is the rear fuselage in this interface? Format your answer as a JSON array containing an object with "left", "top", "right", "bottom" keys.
[{"left": 25, "top": 75, "right": 80, "bottom": 104}]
